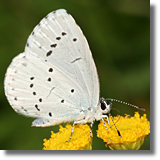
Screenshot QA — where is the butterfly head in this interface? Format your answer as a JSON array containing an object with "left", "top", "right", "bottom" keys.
[{"left": 100, "top": 97, "right": 112, "bottom": 114}]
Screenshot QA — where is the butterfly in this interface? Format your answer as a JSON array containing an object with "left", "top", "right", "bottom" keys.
[{"left": 4, "top": 9, "right": 145, "bottom": 140}]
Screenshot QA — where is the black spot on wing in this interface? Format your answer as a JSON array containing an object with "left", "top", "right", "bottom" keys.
[
  {"left": 49, "top": 112, "right": 52, "bottom": 117},
  {"left": 56, "top": 37, "right": 61, "bottom": 40},
  {"left": 62, "top": 32, "right": 67, "bottom": 36},
  {"left": 21, "top": 106, "right": 28, "bottom": 113},
  {"left": 71, "top": 58, "right": 82, "bottom": 63},
  {"left": 71, "top": 89, "right": 74, "bottom": 93},
  {"left": 46, "top": 50, "right": 52, "bottom": 57},
  {"left": 30, "top": 77, "right": 34, "bottom": 80},
  {"left": 39, "top": 98, "right": 42, "bottom": 102},
  {"left": 48, "top": 68, "right": 53, "bottom": 72},
  {"left": 73, "top": 38, "right": 77, "bottom": 42},
  {"left": 30, "top": 84, "right": 33, "bottom": 88},
  {"left": 35, "top": 104, "right": 40, "bottom": 111},
  {"left": 47, "top": 78, "right": 51, "bottom": 82},
  {"left": 33, "top": 92, "right": 36, "bottom": 95},
  {"left": 50, "top": 44, "right": 57, "bottom": 48}
]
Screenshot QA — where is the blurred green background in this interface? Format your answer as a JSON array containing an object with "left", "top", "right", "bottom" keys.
[{"left": 0, "top": 0, "right": 150, "bottom": 150}]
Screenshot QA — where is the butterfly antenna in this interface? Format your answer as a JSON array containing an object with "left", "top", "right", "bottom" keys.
[
  {"left": 105, "top": 98, "right": 145, "bottom": 111},
  {"left": 111, "top": 107, "right": 121, "bottom": 125},
  {"left": 109, "top": 113, "right": 121, "bottom": 138}
]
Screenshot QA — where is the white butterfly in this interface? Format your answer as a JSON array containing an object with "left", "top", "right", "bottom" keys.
[{"left": 4, "top": 9, "right": 144, "bottom": 139}]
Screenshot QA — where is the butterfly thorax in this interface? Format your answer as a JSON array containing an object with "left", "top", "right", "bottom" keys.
[{"left": 75, "top": 97, "right": 112, "bottom": 124}]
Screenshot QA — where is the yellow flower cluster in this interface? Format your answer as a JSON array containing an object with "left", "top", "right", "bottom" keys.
[
  {"left": 43, "top": 112, "right": 150, "bottom": 150},
  {"left": 43, "top": 123, "right": 92, "bottom": 150},
  {"left": 97, "top": 112, "right": 150, "bottom": 150}
]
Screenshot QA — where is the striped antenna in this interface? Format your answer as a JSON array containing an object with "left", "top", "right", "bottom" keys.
[{"left": 105, "top": 98, "right": 145, "bottom": 111}]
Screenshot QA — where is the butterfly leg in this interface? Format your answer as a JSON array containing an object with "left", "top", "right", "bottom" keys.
[
  {"left": 90, "top": 118, "right": 95, "bottom": 137},
  {"left": 102, "top": 114, "right": 121, "bottom": 138},
  {"left": 101, "top": 117, "right": 109, "bottom": 132},
  {"left": 108, "top": 113, "right": 122, "bottom": 138},
  {"left": 102, "top": 115, "right": 111, "bottom": 128},
  {"left": 66, "top": 120, "right": 83, "bottom": 142}
]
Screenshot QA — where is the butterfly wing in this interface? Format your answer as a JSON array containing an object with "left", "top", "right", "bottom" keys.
[{"left": 4, "top": 9, "right": 100, "bottom": 127}]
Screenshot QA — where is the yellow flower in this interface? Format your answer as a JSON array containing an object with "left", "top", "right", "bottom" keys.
[
  {"left": 43, "top": 123, "right": 92, "bottom": 150},
  {"left": 97, "top": 112, "right": 150, "bottom": 150}
]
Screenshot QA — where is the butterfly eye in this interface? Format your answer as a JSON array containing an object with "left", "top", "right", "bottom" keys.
[{"left": 100, "top": 102, "right": 106, "bottom": 110}]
